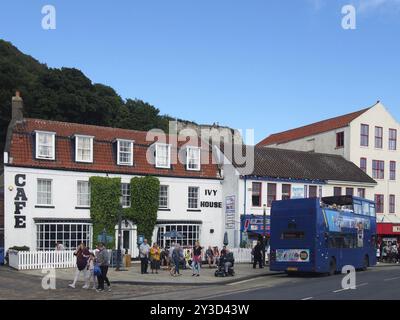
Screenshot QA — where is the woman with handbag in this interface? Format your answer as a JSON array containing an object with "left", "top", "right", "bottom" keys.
[
  {"left": 69, "top": 243, "right": 90, "bottom": 289},
  {"left": 150, "top": 243, "right": 161, "bottom": 274},
  {"left": 192, "top": 241, "right": 203, "bottom": 277}
]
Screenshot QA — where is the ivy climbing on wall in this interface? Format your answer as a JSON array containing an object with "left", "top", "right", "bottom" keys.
[
  {"left": 89, "top": 176, "right": 121, "bottom": 249},
  {"left": 126, "top": 176, "right": 160, "bottom": 242},
  {"left": 89, "top": 175, "right": 160, "bottom": 249}
]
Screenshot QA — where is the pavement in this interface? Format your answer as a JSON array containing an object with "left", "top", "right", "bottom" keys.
[
  {"left": 1, "top": 263, "right": 400, "bottom": 300},
  {"left": 15, "top": 263, "right": 278, "bottom": 286}
]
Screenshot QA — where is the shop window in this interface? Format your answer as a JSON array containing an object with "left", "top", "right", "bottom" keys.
[
  {"left": 36, "top": 222, "right": 92, "bottom": 250},
  {"left": 252, "top": 182, "right": 262, "bottom": 207},
  {"left": 281, "top": 184, "right": 291, "bottom": 200},
  {"left": 267, "top": 183, "right": 277, "bottom": 207}
]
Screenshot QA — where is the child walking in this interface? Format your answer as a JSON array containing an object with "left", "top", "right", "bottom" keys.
[{"left": 83, "top": 253, "right": 97, "bottom": 289}]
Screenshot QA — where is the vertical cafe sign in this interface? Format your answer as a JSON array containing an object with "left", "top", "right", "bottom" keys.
[{"left": 14, "top": 174, "right": 27, "bottom": 228}]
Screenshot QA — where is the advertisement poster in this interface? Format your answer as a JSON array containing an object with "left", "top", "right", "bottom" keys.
[
  {"left": 276, "top": 249, "right": 310, "bottom": 263},
  {"left": 225, "top": 195, "right": 235, "bottom": 213},
  {"left": 324, "top": 210, "right": 370, "bottom": 232},
  {"left": 225, "top": 196, "right": 236, "bottom": 229},
  {"left": 291, "top": 186, "right": 305, "bottom": 199}
]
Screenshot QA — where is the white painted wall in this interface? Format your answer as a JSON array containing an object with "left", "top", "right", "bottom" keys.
[
  {"left": 265, "top": 127, "right": 351, "bottom": 159},
  {"left": 261, "top": 102, "right": 400, "bottom": 219},
  {"left": 4, "top": 166, "right": 223, "bottom": 252},
  {"left": 349, "top": 103, "right": 400, "bottom": 217}
]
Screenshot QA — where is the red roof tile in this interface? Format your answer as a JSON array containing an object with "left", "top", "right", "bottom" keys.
[
  {"left": 8, "top": 118, "right": 221, "bottom": 179},
  {"left": 257, "top": 108, "right": 371, "bottom": 146}
]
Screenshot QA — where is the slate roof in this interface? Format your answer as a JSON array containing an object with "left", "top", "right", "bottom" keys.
[
  {"left": 223, "top": 145, "right": 376, "bottom": 184},
  {"left": 257, "top": 107, "right": 371, "bottom": 146}
]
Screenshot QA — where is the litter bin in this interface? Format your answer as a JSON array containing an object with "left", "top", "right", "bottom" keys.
[{"left": 0, "top": 248, "right": 4, "bottom": 265}]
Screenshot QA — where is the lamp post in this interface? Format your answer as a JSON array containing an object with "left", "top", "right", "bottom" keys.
[
  {"left": 263, "top": 204, "right": 267, "bottom": 267},
  {"left": 115, "top": 196, "right": 123, "bottom": 271}
]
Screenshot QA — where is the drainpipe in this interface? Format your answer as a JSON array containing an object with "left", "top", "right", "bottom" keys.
[{"left": 241, "top": 176, "right": 247, "bottom": 246}]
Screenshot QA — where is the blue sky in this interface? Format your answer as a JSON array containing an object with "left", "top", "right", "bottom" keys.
[{"left": 1, "top": 0, "right": 400, "bottom": 143}]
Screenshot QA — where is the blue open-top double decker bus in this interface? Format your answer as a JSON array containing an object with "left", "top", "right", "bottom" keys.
[{"left": 269, "top": 196, "right": 377, "bottom": 275}]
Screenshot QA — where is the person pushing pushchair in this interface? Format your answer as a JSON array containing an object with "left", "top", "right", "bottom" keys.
[{"left": 215, "top": 246, "right": 235, "bottom": 277}]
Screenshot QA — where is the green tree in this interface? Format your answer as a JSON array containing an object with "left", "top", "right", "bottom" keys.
[{"left": 0, "top": 39, "right": 196, "bottom": 164}]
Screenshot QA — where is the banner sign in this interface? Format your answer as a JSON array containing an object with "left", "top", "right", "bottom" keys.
[
  {"left": 324, "top": 209, "right": 370, "bottom": 232},
  {"left": 291, "top": 186, "right": 305, "bottom": 199},
  {"left": 276, "top": 249, "right": 310, "bottom": 262}
]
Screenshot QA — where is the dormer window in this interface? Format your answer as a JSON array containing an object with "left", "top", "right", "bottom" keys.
[
  {"left": 186, "top": 147, "right": 201, "bottom": 171},
  {"left": 75, "top": 135, "right": 93, "bottom": 163},
  {"left": 35, "top": 131, "right": 55, "bottom": 160},
  {"left": 155, "top": 143, "right": 171, "bottom": 168},
  {"left": 117, "top": 139, "right": 134, "bottom": 166}
]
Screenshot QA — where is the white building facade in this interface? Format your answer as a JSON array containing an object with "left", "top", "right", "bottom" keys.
[
  {"left": 3, "top": 96, "right": 224, "bottom": 257},
  {"left": 217, "top": 146, "right": 377, "bottom": 248},
  {"left": 258, "top": 102, "right": 400, "bottom": 241},
  {"left": 3, "top": 167, "right": 223, "bottom": 257}
]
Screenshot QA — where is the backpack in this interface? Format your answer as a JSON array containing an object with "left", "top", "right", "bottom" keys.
[{"left": 94, "top": 265, "right": 102, "bottom": 276}]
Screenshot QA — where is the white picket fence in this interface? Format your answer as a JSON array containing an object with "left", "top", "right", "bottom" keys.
[
  {"left": 230, "top": 248, "right": 252, "bottom": 263},
  {"left": 8, "top": 250, "right": 76, "bottom": 270},
  {"left": 7, "top": 248, "right": 253, "bottom": 270}
]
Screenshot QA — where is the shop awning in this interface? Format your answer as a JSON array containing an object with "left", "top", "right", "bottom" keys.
[{"left": 377, "top": 222, "right": 400, "bottom": 235}]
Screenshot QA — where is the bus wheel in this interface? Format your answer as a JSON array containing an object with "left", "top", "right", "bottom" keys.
[
  {"left": 362, "top": 255, "right": 369, "bottom": 271},
  {"left": 329, "top": 258, "right": 336, "bottom": 276}
]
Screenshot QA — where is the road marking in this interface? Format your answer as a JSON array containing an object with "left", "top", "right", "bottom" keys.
[
  {"left": 196, "top": 287, "right": 258, "bottom": 300},
  {"left": 301, "top": 297, "right": 313, "bottom": 300},
  {"left": 333, "top": 282, "right": 368, "bottom": 293},
  {"left": 384, "top": 277, "right": 400, "bottom": 281},
  {"left": 227, "top": 278, "right": 259, "bottom": 286}
]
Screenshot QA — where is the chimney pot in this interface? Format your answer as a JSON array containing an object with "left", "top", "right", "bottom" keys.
[{"left": 11, "top": 91, "right": 24, "bottom": 122}]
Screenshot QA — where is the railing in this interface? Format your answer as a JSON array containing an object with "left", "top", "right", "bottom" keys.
[{"left": 8, "top": 250, "right": 76, "bottom": 270}]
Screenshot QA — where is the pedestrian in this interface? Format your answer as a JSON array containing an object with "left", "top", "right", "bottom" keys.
[
  {"left": 55, "top": 242, "right": 64, "bottom": 251},
  {"left": 192, "top": 241, "right": 203, "bottom": 277},
  {"left": 184, "top": 249, "right": 192, "bottom": 269},
  {"left": 171, "top": 243, "right": 183, "bottom": 276},
  {"left": 380, "top": 242, "right": 386, "bottom": 263},
  {"left": 252, "top": 240, "right": 264, "bottom": 269},
  {"left": 150, "top": 243, "right": 161, "bottom": 274},
  {"left": 221, "top": 245, "right": 227, "bottom": 257},
  {"left": 397, "top": 243, "right": 400, "bottom": 263},
  {"left": 376, "top": 245, "right": 380, "bottom": 264},
  {"left": 168, "top": 242, "right": 175, "bottom": 270},
  {"left": 382, "top": 243, "right": 388, "bottom": 263},
  {"left": 220, "top": 247, "right": 235, "bottom": 275},
  {"left": 213, "top": 246, "right": 220, "bottom": 265},
  {"left": 139, "top": 239, "right": 150, "bottom": 274},
  {"left": 96, "top": 242, "right": 111, "bottom": 292},
  {"left": 205, "top": 246, "right": 214, "bottom": 268},
  {"left": 162, "top": 247, "right": 170, "bottom": 268},
  {"left": 391, "top": 242, "right": 398, "bottom": 263},
  {"left": 84, "top": 253, "right": 97, "bottom": 290},
  {"left": 69, "top": 242, "right": 90, "bottom": 288}
]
